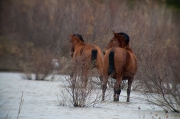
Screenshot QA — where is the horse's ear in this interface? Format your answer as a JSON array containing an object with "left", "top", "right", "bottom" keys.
[
  {"left": 113, "top": 31, "right": 119, "bottom": 38},
  {"left": 112, "top": 30, "right": 115, "bottom": 34},
  {"left": 70, "top": 34, "right": 73, "bottom": 38}
]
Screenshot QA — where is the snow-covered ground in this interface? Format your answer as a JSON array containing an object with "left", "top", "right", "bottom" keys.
[{"left": 0, "top": 72, "right": 179, "bottom": 119}]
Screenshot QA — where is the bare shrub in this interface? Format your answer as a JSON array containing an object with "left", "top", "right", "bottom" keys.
[
  {"left": 58, "top": 76, "right": 102, "bottom": 107},
  {"left": 58, "top": 60, "right": 111, "bottom": 107},
  {"left": 30, "top": 50, "right": 58, "bottom": 80},
  {"left": 141, "top": 46, "right": 180, "bottom": 113}
]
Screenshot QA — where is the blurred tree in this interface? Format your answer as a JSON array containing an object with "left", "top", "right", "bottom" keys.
[{"left": 166, "top": 0, "right": 180, "bottom": 9}]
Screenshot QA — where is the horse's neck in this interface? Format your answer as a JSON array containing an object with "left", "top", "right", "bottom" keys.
[
  {"left": 125, "top": 46, "right": 133, "bottom": 53},
  {"left": 73, "top": 42, "right": 85, "bottom": 51}
]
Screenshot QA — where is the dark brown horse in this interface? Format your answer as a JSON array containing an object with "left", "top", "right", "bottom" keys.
[
  {"left": 70, "top": 34, "right": 103, "bottom": 87},
  {"left": 102, "top": 32, "right": 137, "bottom": 102}
]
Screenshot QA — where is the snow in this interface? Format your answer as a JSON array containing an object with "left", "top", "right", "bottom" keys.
[{"left": 0, "top": 72, "right": 179, "bottom": 119}]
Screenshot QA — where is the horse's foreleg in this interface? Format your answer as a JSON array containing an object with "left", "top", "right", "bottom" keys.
[
  {"left": 70, "top": 61, "right": 77, "bottom": 79},
  {"left": 102, "top": 76, "right": 108, "bottom": 101},
  {"left": 114, "top": 77, "right": 122, "bottom": 101},
  {"left": 127, "top": 78, "right": 133, "bottom": 102}
]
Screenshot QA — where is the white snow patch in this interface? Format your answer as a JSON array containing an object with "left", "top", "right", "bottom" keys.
[{"left": 0, "top": 72, "right": 179, "bottom": 119}]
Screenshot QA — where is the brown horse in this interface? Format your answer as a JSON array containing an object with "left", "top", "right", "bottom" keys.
[
  {"left": 70, "top": 34, "right": 103, "bottom": 87},
  {"left": 102, "top": 32, "right": 137, "bottom": 102}
]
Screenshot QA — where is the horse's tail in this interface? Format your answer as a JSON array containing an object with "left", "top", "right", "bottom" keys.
[
  {"left": 108, "top": 51, "right": 115, "bottom": 75},
  {"left": 91, "top": 49, "right": 97, "bottom": 60},
  {"left": 91, "top": 49, "right": 97, "bottom": 67}
]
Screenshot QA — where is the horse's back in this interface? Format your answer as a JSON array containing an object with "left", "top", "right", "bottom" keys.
[
  {"left": 73, "top": 44, "right": 94, "bottom": 59},
  {"left": 73, "top": 45, "right": 84, "bottom": 60},
  {"left": 85, "top": 44, "right": 103, "bottom": 68},
  {"left": 80, "top": 44, "right": 102, "bottom": 58}
]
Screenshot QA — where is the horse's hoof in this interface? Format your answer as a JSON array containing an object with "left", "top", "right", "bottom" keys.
[
  {"left": 102, "top": 98, "right": 105, "bottom": 101},
  {"left": 114, "top": 98, "right": 119, "bottom": 101},
  {"left": 114, "top": 100, "right": 119, "bottom": 102},
  {"left": 114, "top": 94, "right": 119, "bottom": 101}
]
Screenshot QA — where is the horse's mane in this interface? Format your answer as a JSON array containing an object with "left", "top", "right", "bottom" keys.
[
  {"left": 117, "top": 32, "right": 129, "bottom": 45},
  {"left": 73, "top": 34, "right": 84, "bottom": 42}
]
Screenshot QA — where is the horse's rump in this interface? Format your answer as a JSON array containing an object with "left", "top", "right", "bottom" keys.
[
  {"left": 113, "top": 48, "right": 137, "bottom": 78},
  {"left": 104, "top": 47, "right": 137, "bottom": 79},
  {"left": 75, "top": 44, "right": 101, "bottom": 69}
]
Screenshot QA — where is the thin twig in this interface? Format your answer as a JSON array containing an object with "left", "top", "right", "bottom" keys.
[{"left": 17, "top": 92, "right": 24, "bottom": 119}]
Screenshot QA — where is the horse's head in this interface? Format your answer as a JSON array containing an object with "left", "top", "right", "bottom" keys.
[
  {"left": 103, "top": 31, "right": 129, "bottom": 54},
  {"left": 70, "top": 34, "right": 85, "bottom": 57}
]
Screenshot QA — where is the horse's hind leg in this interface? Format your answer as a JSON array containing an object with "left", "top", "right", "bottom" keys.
[
  {"left": 82, "top": 66, "right": 88, "bottom": 88},
  {"left": 97, "top": 65, "right": 103, "bottom": 82},
  {"left": 127, "top": 78, "right": 133, "bottom": 102},
  {"left": 70, "top": 61, "right": 78, "bottom": 79},
  {"left": 95, "top": 54, "right": 103, "bottom": 82},
  {"left": 114, "top": 76, "right": 122, "bottom": 101}
]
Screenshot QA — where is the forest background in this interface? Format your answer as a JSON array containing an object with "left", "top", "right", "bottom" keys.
[{"left": 0, "top": 0, "right": 180, "bottom": 79}]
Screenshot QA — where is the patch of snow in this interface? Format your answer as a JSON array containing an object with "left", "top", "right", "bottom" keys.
[{"left": 0, "top": 72, "right": 179, "bottom": 119}]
